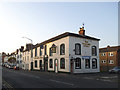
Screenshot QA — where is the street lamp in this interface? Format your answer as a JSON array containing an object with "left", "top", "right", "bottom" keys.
[{"left": 22, "top": 37, "right": 33, "bottom": 70}]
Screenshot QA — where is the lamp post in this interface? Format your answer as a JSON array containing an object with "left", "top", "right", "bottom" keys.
[{"left": 22, "top": 37, "right": 33, "bottom": 70}]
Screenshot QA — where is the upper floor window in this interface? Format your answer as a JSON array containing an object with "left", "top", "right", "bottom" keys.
[
  {"left": 92, "top": 58, "right": 97, "bottom": 69},
  {"left": 40, "top": 47, "right": 42, "bottom": 56},
  {"left": 108, "top": 52, "right": 114, "bottom": 56},
  {"left": 44, "top": 45, "right": 47, "bottom": 55},
  {"left": 92, "top": 46, "right": 97, "bottom": 56},
  {"left": 49, "top": 48, "right": 53, "bottom": 56},
  {"left": 75, "top": 58, "right": 81, "bottom": 69},
  {"left": 75, "top": 43, "right": 81, "bottom": 55},
  {"left": 35, "top": 48, "right": 37, "bottom": 57},
  {"left": 60, "top": 44, "right": 65, "bottom": 55},
  {"left": 60, "top": 58, "right": 65, "bottom": 69},
  {"left": 101, "top": 53, "right": 106, "bottom": 56}
]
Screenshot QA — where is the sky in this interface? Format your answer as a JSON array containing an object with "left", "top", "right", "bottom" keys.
[{"left": 0, "top": 2, "right": 118, "bottom": 54}]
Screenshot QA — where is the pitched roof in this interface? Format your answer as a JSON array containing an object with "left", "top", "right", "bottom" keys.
[
  {"left": 99, "top": 46, "right": 120, "bottom": 52},
  {"left": 34, "top": 32, "right": 100, "bottom": 49}
]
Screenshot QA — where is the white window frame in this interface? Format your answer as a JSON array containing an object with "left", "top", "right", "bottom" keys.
[
  {"left": 109, "top": 60, "right": 114, "bottom": 64},
  {"left": 101, "top": 53, "right": 106, "bottom": 56},
  {"left": 109, "top": 52, "right": 114, "bottom": 56},
  {"left": 101, "top": 60, "right": 106, "bottom": 63}
]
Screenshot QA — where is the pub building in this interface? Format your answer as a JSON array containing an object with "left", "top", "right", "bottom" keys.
[{"left": 32, "top": 25, "right": 100, "bottom": 73}]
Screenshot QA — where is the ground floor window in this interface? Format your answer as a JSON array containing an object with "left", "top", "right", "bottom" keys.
[
  {"left": 49, "top": 59, "right": 53, "bottom": 68},
  {"left": 60, "top": 58, "right": 65, "bottom": 69},
  {"left": 92, "top": 58, "right": 97, "bottom": 69},
  {"left": 85, "top": 59, "right": 90, "bottom": 69},
  {"left": 35, "top": 60, "right": 37, "bottom": 67},
  {"left": 75, "top": 58, "right": 81, "bottom": 69}
]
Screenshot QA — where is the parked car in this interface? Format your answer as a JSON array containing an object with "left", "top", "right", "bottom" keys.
[
  {"left": 109, "top": 66, "right": 120, "bottom": 74},
  {"left": 8, "top": 65, "right": 14, "bottom": 69},
  {"left": 14, "top": 66, "right": 19, "bottom": 70}
]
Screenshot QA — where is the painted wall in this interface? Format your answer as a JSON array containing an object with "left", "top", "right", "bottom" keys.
[{"left": 69, "top": 36, "right": 100, "bottom": 73}]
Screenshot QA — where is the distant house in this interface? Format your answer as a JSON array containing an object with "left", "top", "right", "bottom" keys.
[
  {"left": 99, "top": 45, "right": 120, "bottom": 72},
  {"left": 16, "top": 46, "right": 24, "bottom": 68},
  {"left": 22, "top": 44, "right": 33, "bottom": 70},
  {"left": 32, "top": 26, "right": 100, "bottom": 73}
]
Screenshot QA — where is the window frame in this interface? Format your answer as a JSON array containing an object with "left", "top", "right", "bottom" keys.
[
  {"left": 75, "top": 43, "right": 81, "bottom": 55},
  {"left": 60, "top": 58, "right": 65, "bottom": 69},
  {"left": 75, "top": 58, "right": 81, "bottom": 69},
  {"left": 60, "top": 44, "right": 65, "bottom": 55},
  {"left": 85, "top": 59, "right": 90, "bottom": 69},
  {"left": 92, "top": 46, "right": 97, "bottom": 56},
  {"left": 92, "top": 58, "right": 97, "bottom": 69}
]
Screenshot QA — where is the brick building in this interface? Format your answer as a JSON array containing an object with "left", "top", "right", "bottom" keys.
[{"left": 99, "top": 45, "right": 120, "bottom": 72}]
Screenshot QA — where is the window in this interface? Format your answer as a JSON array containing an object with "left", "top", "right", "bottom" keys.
[
  {"left": 92, "top": 46, "right": 97, "bottom": 56},
  {"left": 35, "top": 60, "right": 37, "bottom": 67},
  {"left": 49, "top": 48, "right": 53, "bottom": 56},
  {"left": 85, "top": 59, "right": 90, "bottom": 69},
  {"left": 92, "top": 58, "right": 97, "bottom": 69},
  {"left": 75, "top": 58, "right": 81, "bottom": 69},
  {"left": 109, "top": 52, "right": 114, "bottom": 56},
  {"left": 101, "top": 60, "right": 106, "bottom": 63},
  {"left": 44, "top": 45, "right": 47, "bottom": 55},
  {"left": 35, "top": 48, "right": 37, "bottom": 57},
  {"left": 31, "top": 50, "right": 33, "bottom": 58},
  {"left": 109, "top": 60, "right": 114, "bottom": 64},
  {"left": 60, "top": 58, "right": 65, "bottom": 69},
  {"left": 49, "top": 59, "right": 53, "bottom": 68},
  {"left": 75, "top": 43, "right": 81, "bottom": 55},
  {"left": 60, "top": 44, "right": 65, "bottom": 55},
  {"left": 101, "top": 53, "right": 106, "bottom": 56},
  {"left": 40, "top": 47, "right": 42, "bottom": 56}
]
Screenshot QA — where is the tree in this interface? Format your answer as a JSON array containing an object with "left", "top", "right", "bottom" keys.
[{"left": 8, "top": 57, "right": 16, "bottom": 63}]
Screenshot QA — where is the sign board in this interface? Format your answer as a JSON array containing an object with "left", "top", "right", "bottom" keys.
[
  {"left": 82, "top": 56, "right": 91, "bottom": 59},
  {"left": 82, "top": 41, "right": 90, "bottom": 47}
]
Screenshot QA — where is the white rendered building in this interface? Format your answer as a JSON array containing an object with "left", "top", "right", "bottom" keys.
[{"left": 32, "top": 26, "right": 100, "bottom": 73}]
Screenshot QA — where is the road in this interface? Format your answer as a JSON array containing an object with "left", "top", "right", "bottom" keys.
[{"left": 2, "top": 67, "right": 119, "bottom": 88}]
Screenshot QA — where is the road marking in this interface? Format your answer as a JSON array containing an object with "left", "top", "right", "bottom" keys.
[
  {"left": 84, "top": 77, "right": 94, "bottom": 79},
  {"left": 2, "top": 79, "right": 14, "bottom": 89},
  {"left": 49, "top": 79, "right": 74, "bottom": 86}
]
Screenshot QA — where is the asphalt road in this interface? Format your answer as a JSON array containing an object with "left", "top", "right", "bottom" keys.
[{"left": 2, "top": 67, "right": 119, "bottom": 88}]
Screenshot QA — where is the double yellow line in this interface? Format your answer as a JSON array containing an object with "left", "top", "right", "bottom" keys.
[{"left": 2, "top": 79, "right": 14, "bottom": 89}]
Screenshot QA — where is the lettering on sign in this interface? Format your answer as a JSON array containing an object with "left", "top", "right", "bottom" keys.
[{"left": 82, "top": 41, "right": 91, "bottom": 47}]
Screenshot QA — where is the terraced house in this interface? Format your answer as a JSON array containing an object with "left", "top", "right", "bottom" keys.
[{"left": 32, "top": 26, "right": 100, "bottom": 73}]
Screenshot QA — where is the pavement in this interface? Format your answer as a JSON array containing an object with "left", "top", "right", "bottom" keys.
[{"left": 2, "top": 67, "right": 119, "bottom": 89}]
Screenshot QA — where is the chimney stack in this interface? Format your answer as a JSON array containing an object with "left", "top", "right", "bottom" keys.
[{"left": 79, "top": 23, "right": 85, "bottom": 35}]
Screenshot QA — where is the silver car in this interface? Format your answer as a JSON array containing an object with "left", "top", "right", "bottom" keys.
[{"left": 109, "top": 66, "right": 120, "bottom": 74}]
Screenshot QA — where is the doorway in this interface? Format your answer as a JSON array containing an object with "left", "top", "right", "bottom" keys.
[
  {"left": 39, "top": 60, "right": 42, "bottom": 70},
  {"left": 31, "top": 62, "right": 33, "bottom": 70}
]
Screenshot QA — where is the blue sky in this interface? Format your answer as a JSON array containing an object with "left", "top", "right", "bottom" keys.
[{"left": 0, "top": 2, "right": 118, "bottom": 53}]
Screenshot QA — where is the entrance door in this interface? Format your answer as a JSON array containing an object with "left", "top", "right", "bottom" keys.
[
  {"left": 39, "top": 60, "right": 42, "bottom": 70},
  {"left": 45, "top": 60, "right": 48, "bottom": 71},
  {"left": 70, "top": 60, "right": 73, "bottom": 73},
  {"left": 54, "top": 59, "right": 58, "bottom": 73},
  {"left": 31, "top": 62, "right": 33, "bottom": 70}
]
